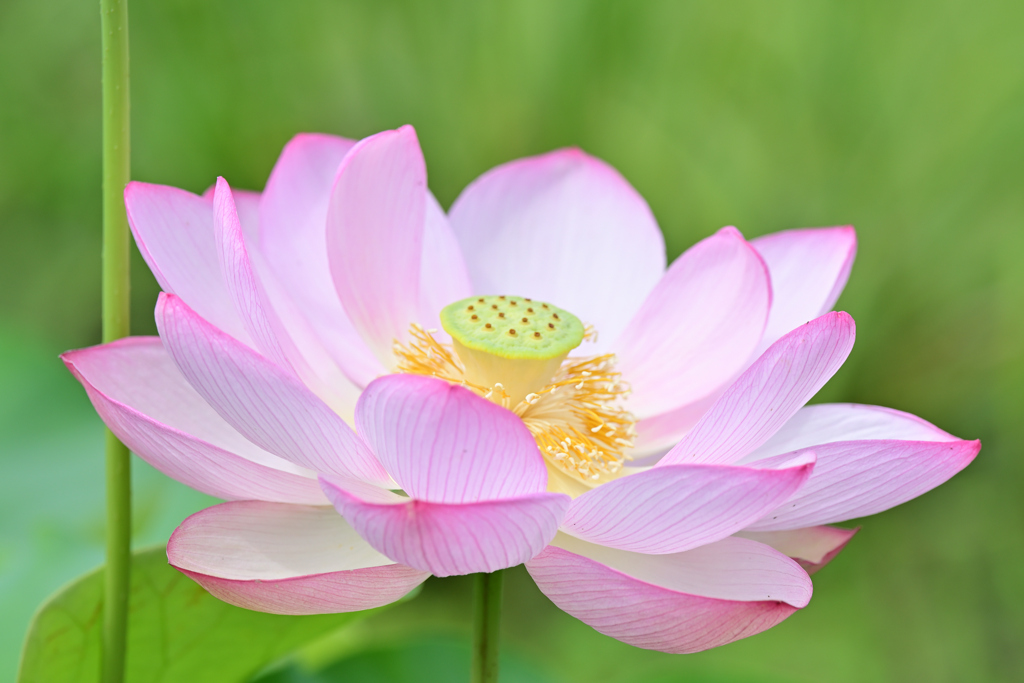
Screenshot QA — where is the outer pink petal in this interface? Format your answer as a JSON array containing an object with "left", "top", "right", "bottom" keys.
[
  {"left": 745, "top": 438, "right": 980, "bottom": 531},
  {"left": 659, "top": 311, "right": 856, "bottom": 467},
  {"left": 560, "top": 453, "right": 814, "bottom": 554},
  {"left": 62, "top": 338, "right": 326, "bottom": 504},
  {"left": 213, "top": 177, "right": 361, "bottom": 418},
  {"left": 448, "top": 148, "right": 665, "bottom": 352},
  {"left": 321, "top": 478, "right": 569, "bottom": 577},
  {"left": 155, "top": 293, "right": 390, "bottom": 485},
  {"left": 736, "top": 526, "right": 858, "bottom": 574},
  {"left": 740, "top": 403, "right": 959, "bottom": 463},
  {"left": 327, "top": 126, "right": 426, "bottom": 367},
  {"left": 168, "top": 501, "right": 428, "bottom": 615},
  {"left": 418, "top": 193, "right": 473, "bottom": 335},
  {"left": 753, "top": 226, "right": 856, "bottom": 352},
  {"left": 526, "top": 535, "right": 811, "bottom": 654},
  {"left": 124, "top": 182, "right": 251, "bottom": 345},
  {"left": 213, "top": 177, "right": 291, "bottom": 368},
  {"left": 356, "top": 374, "right": 547, "bottom": 503},
  {"left": 257, "top": 133, "right": 384, "bottom": 388},
  {"left": 615, "top": 227, "right": 771, "bottom": 419}
]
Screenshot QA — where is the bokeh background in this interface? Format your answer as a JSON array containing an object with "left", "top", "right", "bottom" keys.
[{"left": 2, "top": 0, "right": 1023, "bottom": 681}]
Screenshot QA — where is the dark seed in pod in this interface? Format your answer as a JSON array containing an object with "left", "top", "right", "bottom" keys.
[
  {"left": 552, "top": 313, "right": 560, "bottom": 320},
  {"left": 527, "top": 307, "right": 534, "bottom": 313},
  {"left": 467, "top": 305, "right": 474, "bottom": 311},
  {"left": 491, "top": 304, "right": 498, "bottom": 310},
  {"left": 510, "top": 300, "right": 518, "bottom": 306},
  {"left": 533, "top": 332, "right": 541, "bottom": 338},
  {"left": 471, "top": 314, "right": 478, "bottom": 321},
  {"left": 548, "top": 323, "right": 555, "bottom": 329},
  {"left": 508, "top": 328, "right": 517, "bottom": 336},
  {"left": 521, "top": 317, "right": 529, "bottom": 323},
  {"left": 484, "top": 323, "right": 492, "bottom": 329}
]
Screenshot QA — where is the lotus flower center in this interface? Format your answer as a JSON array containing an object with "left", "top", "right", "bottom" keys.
[
  {"left": 439, "top": 296, "right": 585, "bottom": 405},
  {"left": 393, "top": 295, "right": 635, "bottom": 493}
]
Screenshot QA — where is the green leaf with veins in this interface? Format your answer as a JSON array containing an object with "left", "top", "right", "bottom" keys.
[{"left": 17, "top": 545, "right": 399, "bottom": 683}]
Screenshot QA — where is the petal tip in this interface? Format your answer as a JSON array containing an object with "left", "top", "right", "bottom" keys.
[{"left": 717, "top": 225, "right": 745, "bottom": 240}]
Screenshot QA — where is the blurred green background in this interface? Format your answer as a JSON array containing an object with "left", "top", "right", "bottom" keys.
[{"left": 2, "top": 0, "right": 1023, "bottom": 680}]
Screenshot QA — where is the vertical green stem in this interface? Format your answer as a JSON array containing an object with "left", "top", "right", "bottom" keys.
[
  {"left": 100, "top": 0, "right": 131, "bottom": 681},
  {"left": 471, "top": 570, "right": 504, "bottom": 683}
]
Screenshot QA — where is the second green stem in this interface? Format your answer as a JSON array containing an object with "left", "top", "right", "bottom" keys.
[
  {"left": 100, "top": 0, "right": 131, "bottom": 681},
  {"left": 471, "top": 570, "right": 504, "bottom": 683}
]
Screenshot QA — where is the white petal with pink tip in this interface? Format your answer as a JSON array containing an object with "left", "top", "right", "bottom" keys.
[
  {"left": 257, "top": 132, "right": 384, "bottom": 388},
  {"left": 169, "top": 501, "right": 428, "bottom": 614},
  {"left": 616, "top": 227, "right": 771, "bottom": 419},
  {"left": 736, "top": 526, "right": 858, "bottom": 574},
  {"left": 449, "top": 148, "right": 665, "bottom": 352},
  {"left": 753, "top": 226, "right": 856, "bottom": 351},
  {"left": 740, "top": 403, "right": 959, "bottom": 463},
  {"left": 327, "top": 126, "right": 426, "bottom": 368}
]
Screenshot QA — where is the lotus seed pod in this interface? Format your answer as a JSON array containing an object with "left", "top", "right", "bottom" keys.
[{"left": 440, "top": 295, "right": 585, "bottom": 405}]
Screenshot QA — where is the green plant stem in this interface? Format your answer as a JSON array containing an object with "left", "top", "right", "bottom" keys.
[
  {"left": 471, "top": 570, "right": 504, "bottom": 683},
  {"left": 100, "top": 0, "right": 131, "bottom": 681}
]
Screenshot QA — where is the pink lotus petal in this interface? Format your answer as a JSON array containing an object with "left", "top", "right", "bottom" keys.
[
  {"left": 560, "top": 453, "right": 814, "bottom": 554},
  {"left": 247, "top": 251, "right": 363, "bottom": 421},
  {"left": 213, "top": 177, "right": 291, "bottom": 368},
  {"left": 356, "top": 374, "right": 548, "bottom": 503},
  {"left": 204, "top": 185, "right": 260, "bottom": 244},
  {"left": 753, "top": 226, "right": 856, "bottom": 352},
  {"left": 214, "top": 169, "right": 363, "bottom": 419},
  {"left": 448, "top": 148, "right": 665, "bottom": 352},
  {"left": 740, "top": 403, "right": 959, "bottom": 463},
  {"left": 322, "top": 478, "right": 569, "bottom": 577},
  {"left": 169, "top": 501, "right": 428, "bottom": 614},
  {"left": 327, "top": 126, "right": 426, "bottom": 367},
  {"left": 125, "top": 182, "right": 251, "bottom": 345},
  {"left": 419, "top": 193, "right": 473, "bottom": 336},
  {"left": 630, "top": 391, "right": 721, "bottom": 462},
  {"left": 737, "top": 526, "right": 858, "bottom": 574},
  {"left": 155, "top": 293, "right": 390, "bottom": 485},
  {"left": 745, "top": 438, "right": 980, "bottom": 531},
  {"left": 258, "top": 132, "right": 384, "bottom": 388},
  {"left": 63, "top": 338, "right": 326, "bottom": 504},
  {"left": 659, "top": 311, "right": 856, "bottom": 467},
  {"left": 526, "top": 534, "right": 810, "bottom": 654},
  {"left": 214, "top": 179, "right": 360, "bottom": 418},
  {"left": 616, "top": 227, "right": 771, "bottom": 419}
]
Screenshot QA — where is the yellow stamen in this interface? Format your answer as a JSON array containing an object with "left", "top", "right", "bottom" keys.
[{"left": 394, "top": 314, "right": 635, "bottom": 491}]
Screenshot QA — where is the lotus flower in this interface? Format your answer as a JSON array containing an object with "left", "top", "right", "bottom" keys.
[{"left": 63, "top": 125, "right": 978, "bottom": 653}]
